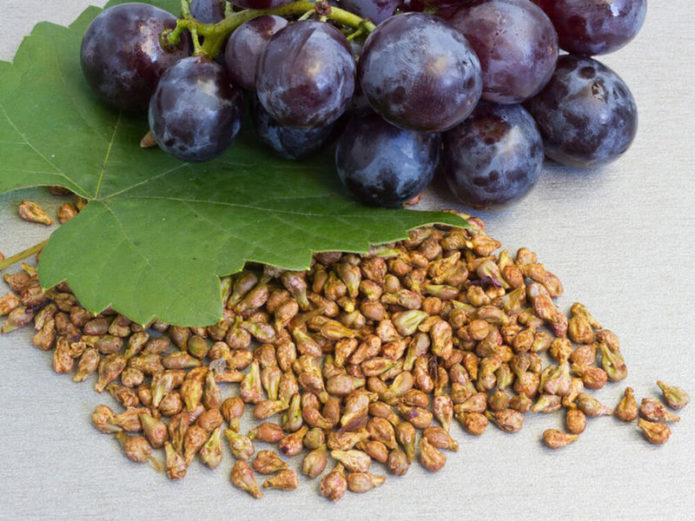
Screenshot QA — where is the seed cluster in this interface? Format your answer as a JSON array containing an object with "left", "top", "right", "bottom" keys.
[{"left": 1, "top": 199, "right": 689, "bottom": 500}]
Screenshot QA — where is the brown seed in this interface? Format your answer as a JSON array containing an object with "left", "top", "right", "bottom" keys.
[
  {"left": 576, "top": 393, "right": 613, "bottom": 417},
  {"left": 279, "top": 426, "right": 308, "bottom": 457},
  {"left": 92, "top": 404, "right": 120, "bottom": 434},
  {"left": 566, "top": 408, "right": 587, "bottom": 435},
  {"left": 249, "top": 422, "right": 284, "bottom": 444},
  {"left": 457, "top": 411, "right": 488, "bottom": 436},
  {"left": 183, "top": 425, "right": 208, "bottom": 466},
  {"left": 18, "top": 200, "right": 53, "bottom": 225},
  {"left": 303, "top": 445, "right": 328, "bottom": 478},
  {"left": 263, "top": 469, "right": 299, "bottom": 491},
  {"left": 331, "top": 449, "right": 371, "bottom": 473},
  {"left": 346, "top": 471, "right": 386, "bottom": 493},
  {"left": 231, "top": 459, "right": 263, "bottom": 499},
  {"left": 320, "top": 464, "right": 348, "bottom": 501},
  {"left": 542, "top": 429, "right": 579, "bottom": 449},
  {"left": 386, "top": 448, "right": 410, "bottom": 476},
  {"left": 419, "top": 438, "right": 446, "bottom": 472},
  {"left": 253, "top": 450, "right": 289, "bottom": 474},
  {"left": 199, "top": 427, "right": 223, "bottom": 469},
  {"left": 196, "top": 409, "right": 224, "bottom": 432},
  {"left": 224, "top": 429, "right": 255, "bottom": 461},
  {"left": 486, "top": 409, "right": 524, "bottom": 433},
  {"left": 656, "top": 381, "right": 690, "bottom": 410},
  {"left": 615, "top": 387, "right": 639, "bottom": 422},
  {"left": 637, "top": 419, "right": 671, "bottom": 445},
  {"left": 140, "top": 414, "right": 168, "bottom": 449},
  {"left": 164, "top": 442, "right": 187, "bottom": 480},
  {"left": 640, "top": 398, "right": 680, "bottom": 423}
]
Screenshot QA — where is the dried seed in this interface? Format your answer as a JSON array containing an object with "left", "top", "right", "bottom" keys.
[
  {"left": 576, "top": 393, "right": 613, "bottom": 417},
  {"left": 457, "top": 412, "right": 488, "bottom": 436},
  {"left": 115, "top": 432, "right": 162, "bottom": 472},
  {"left": 231, "top": 459, "right": 263, "bottom": 499},
  {"left": 320, "top": 464, "right": 347, "bottom": 501},
  {"left": 18, "top": 200, "right": 53, "bottom": 225},
  {"left": 637, "top": 419, "right": 671, "bottom": 445},
  {"left": 263, "top": 469, "right": 299, "bottom": 491},
  {"left": 253, "top": 450, "right": 289, "bottom": 475},
  {"left": 542, "top": 429, "right": 579, "bottom": 449},
  {"left": 640, "top": 398, "right": 680, "bottom": 423},
  {"left": 615, "top": 387, "right": 639, "bottom": 422},
  {"left": 566, "top": 408, "right": 587, "bottom": 435},
  {"left": 224, "top": 429, "right": 255, "bottom": 461},
  {"left": 199, "top": 427, "right": 223, "bottom": 469},
  {"left": 656, "top": 381, "right": 690, "bottom": 410},
  {"left": 346, "top": 471, "right": 386, "bottom": 493},
  {"left": 419, "top": 438, "right": 446, "bottom": 472}
]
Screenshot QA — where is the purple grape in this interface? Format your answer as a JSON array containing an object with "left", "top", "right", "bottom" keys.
[
  {"left": 256, "top": 21, "right": 356, "bottom": 128},
  {"left": 524, "top": 55, "right": 637, "bottom": 167},
  {"left": 250, "top": 97, "right": 336, "bottom": 160},
  {"left": 80, "top": 3, "right": 191, "bottom": 112},
  {"left": 449, "top": 0, "right": 558, "bottom": 104},
  {"left": 190, "top": 0, "right": 226, "bottom": 24},
  {"left": 225, "top": 15, "right": 288, "bottom": 91},
  {"left": 537, "top": 0, "right": 647, "bottom": 56},
  {"left": 148, "top": 57, "right": 243, "bottom": 162},
  {"left": 232, "top": 0, "right": 291, "bottom": 8},
  {"left": 338, "top": 0, "right": 399, "bottom": 24},
  {"left": 442, "top": 102, "right": 543, "bottom": 209},
  {"left": 335, "top": 111, "right": 440, "bottom": 207},
  {"left": 358, "top": 13, "right": 482, "bottom": 132}
]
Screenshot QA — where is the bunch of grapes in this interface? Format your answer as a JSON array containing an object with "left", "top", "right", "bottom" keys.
[{"left": 80, "top": 0, "right": 646, "bottom": 209}]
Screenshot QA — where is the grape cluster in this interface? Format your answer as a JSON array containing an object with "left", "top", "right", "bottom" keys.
[{"left": 80, "top": 0, "right": 646, "bottom": 209}]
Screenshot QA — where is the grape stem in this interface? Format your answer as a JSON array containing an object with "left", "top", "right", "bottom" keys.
[
  {"left": 0, "top": 239, "right": 48, "bottom": 271},
  {"left": 168, "top": 0, "right": 376, "bottom": 58}
]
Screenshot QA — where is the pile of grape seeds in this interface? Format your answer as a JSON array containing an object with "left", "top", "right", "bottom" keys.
[{"left": 1, "top": 198, "right": 689, "bottom": 500}]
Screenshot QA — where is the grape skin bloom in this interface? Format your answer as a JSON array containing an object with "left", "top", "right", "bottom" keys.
[
  {"left": 442, "top": 102, "right": 543, "bottom": 209},
  {"left": 449, "top": 0, "right": 559, "bottom": 104},
  {"left": 148, "top": 57, "right": 244, "bottom": 163},
  {"left": 335, "top": 111, "right": 440, "bottom": 207},
  {"left": 225, "top": 16, "right": 288, "bottom": 91},
  {"left": 524, "top": 55, "right": 637, "bottom": 167},
  {"left": 257, "top": 21, "right": 356, "bottom": 128},
  {"left": 358, "top": 12, "right": 483, "bottom": 132},
  {"left": 251, "top": 97, "right": 336, "bottom": 160},
  {"left": 537, "top": 0, "right": 647, "bottom": 56},
  {"left": 80, "top": 3, "right": 191, "bottom": 112}
]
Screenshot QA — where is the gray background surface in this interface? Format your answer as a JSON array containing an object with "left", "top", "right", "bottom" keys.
[{"left": 1, "top": 1, "right": 694, "bottom": 520}]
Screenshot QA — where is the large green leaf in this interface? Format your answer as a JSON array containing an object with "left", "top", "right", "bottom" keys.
[{"left": 0, "top": 0, "right": 465, "bottom": 326}]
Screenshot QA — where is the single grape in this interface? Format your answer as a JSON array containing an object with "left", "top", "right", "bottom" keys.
[
  {"left": 442, "top": 102, "right": 543, "bottom": 209},
  {"left": 536, "top": 0, "right": 647, "bottom": 56},
  {"left": 190, "top": 0, "right": 226, "bottom": 24},
  {"left": 335, "top": 111, "right": 440, "bottom": 207},
  {"left": 449, "top": 0, "right": 558, "bottom": 104},
  {"left": 80, "top": 3, "right": 191, "bottom": 112},
  {"left": 232, "top": 0, "right": 292, "bottom": 8},
  {"left": 250, "top": 97, "right": 336, "bottom": 160},
  {"left": 524, "top": 55, "right": 637, "bottom": 167},
  {"left": 339, "top": 0, "right": 400, "bottom": 25},
  {"left": 225, "top": 15, "right": 288, "bottom": 91},
  {"left": 148, "top": 57, "right": 244, "bottom": 162},
  {"left": 358, "top": 13, "right": 482, "bottom": 132},
  {"left": 257, "top": 21, "right": 356, "bottom": 128}
]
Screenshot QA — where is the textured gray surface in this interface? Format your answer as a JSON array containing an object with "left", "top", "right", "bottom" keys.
[{"left": 1, "top": 2, "right": 694, "bottom": 520}]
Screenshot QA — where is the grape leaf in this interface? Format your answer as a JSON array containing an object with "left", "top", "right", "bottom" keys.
[{"left": 0, "top": 0, "right": 466, "bottom": 326}]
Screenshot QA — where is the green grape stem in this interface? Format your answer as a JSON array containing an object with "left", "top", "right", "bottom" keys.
[{"left": 167, "top": 0, "right": 376, "bottom": 58}]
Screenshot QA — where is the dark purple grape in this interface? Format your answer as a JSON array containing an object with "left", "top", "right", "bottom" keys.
[
  {"left": 442, "top": 102, "right": 543, "bottom": 209},
  {"left": 190, "top": 0, "right": 226, "bottom": 24},
  {"left": 524, "top": 55, "right": 637, "bottom": 167},
  {"left": 232, "top": 0, "right": 291, "bottom": 8},
  {"left": 250, "top": 97, "right": 336, "bottom": 160},
  {"left": 224, "top": 15, "right": 288, "bottom": 91},
  {"left": 335, "top": 111, "right": 440, "bottom": 207},
  {"left": 80, "top": 3, "right": 191, "bottom": 112},
  {"left": 339, "top": 0, "right": 399, "bottom": 24},
  {"left": 449, "top": 0, "right": 558, "bottom": 104},
  {"left": 537, "top": 0, "right": 647, "bottom": 56},
  {"left": 148, "top": 57, "right": 243, "bottom": 162},
  {"left": 358, "top": 13, "right": 482, "bottom": 132},
  {"left": 257, "top": 21, "right": 356, "bottom": 128}
]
